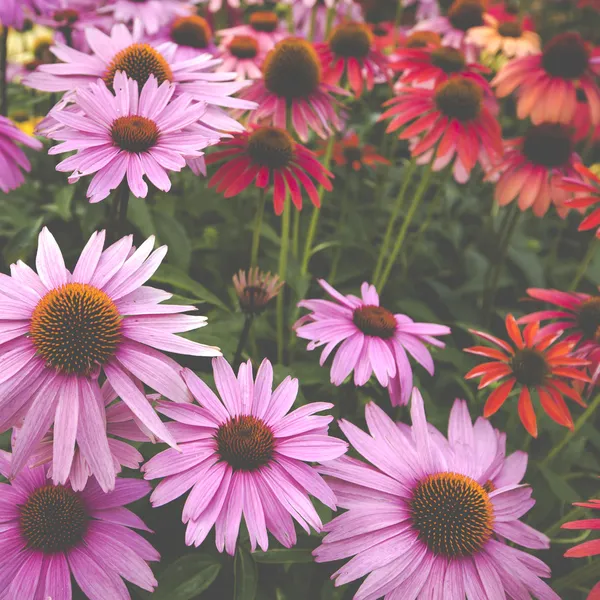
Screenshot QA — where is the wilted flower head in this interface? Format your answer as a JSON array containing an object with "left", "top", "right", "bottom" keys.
[{"left": 233, "top": 268, "right": 284, "bottom": 315}]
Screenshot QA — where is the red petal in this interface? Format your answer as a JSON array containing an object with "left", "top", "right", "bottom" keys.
[
  {"left": 505, "top": 314, "right": 525, "bottom": 349},
  {"left": 468, "top": 329, "right": 515, "bottom": 355},
  {"left": 464, "top": 346, "right": 510, "bottom": 361},
  {"left": 564, "top": 539, "right": 600, "bottom": 558},
  {"left": 561, "top": 519, "right": 600, "bottom": 530},
  {"left": 483, "top": 378, "right": 516, "bottom": 417},
  {"left": 518, "top": 387, "right": 538, "bottom": 438}
]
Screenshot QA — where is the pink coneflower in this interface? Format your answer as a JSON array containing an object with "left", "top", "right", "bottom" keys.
[
  {"left": 143, "top": 357, "right": 347, "bottom": 554},
  {"left": 392, "top": 44, "right": 491, "bottom": 91},
  {"left": 0, "top": 0, "right": 34, "bottom": 28},
  {"left": 206, "top": 126, "right": 333, "bottom": 214},
  {"left": 519, "top": 287, "right": 600, "bottom": 377},
  {"left": 150, "top": 15, "right": 217, "bottom": 61},
  {"left": 315, "top": 21, "right": 389, "bottom": 97},
  {"left": 563, "top": 496, "right": 600, "bottom": 600},
  {"left": 0, "top": 227, "right": 220, "bottom": 492},
  {"left": 0, "top": 451, "right": 159, "bottom": 599},
  {"left": 465, "top": 314, "right": 590, "bottom": 437},
  {"left": 412, "top": 0, "right": 487, "bottom": 61},
  {"left": 493, "top": 32, "right": 600, "bottom": 125},
  {"left": 314, "top": 389, "right": 559, "bottom": 600},
  {"left": 381, "top": 75, "right": 503, "bottom": 183},
  {"left": 218, "top": 10, "right": 288, "bottom": 54},
  {"left": 0, "top": 115, "right": 42, "bottom": 193},
  {"left": 45, "top": 71, "right": 220, "bottom": 203},
  {"left": 237, "top": 37, "right": 348, "bottom": 142},
  {"left": 101, "top": 0, "right": 196, "bottom": 35},
  {"left": 233, "top": 268, "right": 283, "bottom": 315},
  {"left": 16, "top": 381, "right": 156, "bottom": 491},
  {"left": 23, "top": 24, "right": 256, "bottom": 131},
  {"left": 217, "top": 35, "right": 265, "bottom": 81},
  {"left": 560, "top": 163, "right": 600, "bottom": 237},
  {"left": 295, "top": 280, "right": 450, "bottom": 406},
  {"left": 487, "top": 123, "right": 581, "bottom": 217}
]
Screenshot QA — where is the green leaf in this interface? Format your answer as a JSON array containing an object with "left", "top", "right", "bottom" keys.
[
  {"left": 234, "top": 546, "right": 258, "bottom": 600},
  {"left": 128, "top": 196, "right": 156, "bottom": 238},
  {"left": 539, "top": 466, "right": 580, "bottom": 504},
  {"left": 253, "top": 548, "right": 315, "bottom": 564},
  {"left": 153, "top": 264, "right": 229, "bottom": 311},
  {"left": 3, "top": 217, "right": 43, "bottom": 264},
  {"left": 149, "top": 554, "right": 221, "bottom": 600},
  {"left": 154, "top": 211, "right": 192, "bottom": 271},
  {"left": 46, "top": 185, "right": 74, "bottom": 221}
]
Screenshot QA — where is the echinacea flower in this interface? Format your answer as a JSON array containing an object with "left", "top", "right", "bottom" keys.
[
  {"left": 493, "top": 32, "right": 600, "bottom": 125},
  {"left": 560, "top": 163, "right": 600, "bottom": 237},
  {"left": 205, "top": 125, "right": 334, "bottom": 214},
  {"left": 23, "top": 24, "right": 255, "bottom": 132},
  {"left": 325, "top": 130, "right": 390, "bottom": 171},
  {"left": 295, "top": 280, "right": 450, "bottom": 406},
  {"left": 0, "top": 227, "right": 220, "bottom": 492},
  {"left": 143, "top": 357, "right": 347, "bottom": 554},
  {"left": 15, "top": 381, "right": 156, "bottom": 491},
  {"left": 218, "top": 10, "right": 288, "bottom": 54},
  {"left": 150, "top": 14, "right": 217, "bottom": 61},
  {"left": 45, "top": 71, "right": 220, "bottom": 203},
  {"left": 101, "top": 0, "right": 196, "bottom": 35},
  {"left": 487, "top": 123, "right": 582, "bottom": 217},
  {"left": 0, "top": 115, "right": 42, "bottom": 193},
  {"left": 314, "top": 389, "right": 559, "bottom": 600},
  {"left": 237, "top": 37, "right": 347, "bottom": 142},
  {"left": 465, "top": 314, "right": 590, "bottom": 437},
  {"left": 381, "top": 75, "right": 502, "bottom": 183},
  {"left": 0, "top": 451, "right": 159, "bottom": 599},
  {"left": 315, "top": 21, "right": 390, "bottom": 97},
  {"left": 233, "top": 268, "right": 283, "bottom": 315},
  {"left": 0, "top": 0, "right": 34, "bottom": 28},
  {"left": 217, "top": 35, "right": 266, "bottom": 81},
  {"left": 562, "top": 496, "right": 600, "bottom": 600},
  {"left": 467, "top": 13, "right": 541, "bottom": 58}
]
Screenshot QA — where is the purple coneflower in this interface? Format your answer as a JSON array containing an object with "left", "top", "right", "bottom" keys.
[
  {"left": 295, "top": 280, "right": 450, "bottom": 406},
  {"left": 218, "top": 10, "right": 288, "bottom": 54},
  {"left": 143, "top": 357, "right": 347, "bottom": 554},
  {"left": 150, "top": 14, "right": 217, "bottom": 61},
  {"left": 217, "top": 35, "right": 266, "bottom": 81},
  {"left": 45, "top": 71, "right": 220, "bottom": 203},
  {"left": 314, "top": 389, "right": 559, "bottom": 600},
  {"left": 0, "top": 116, "right": 42, "bottom": 193},
  {"left": 0, "top": 227, "right": 220, "bottom": 492}
]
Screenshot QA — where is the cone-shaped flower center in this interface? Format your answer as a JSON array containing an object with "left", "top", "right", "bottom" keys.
[
  {"left": 53, "top": 9, "right": 79, "bottom": 24},
  {"left": 30, "top": 283, "right": 122, "bottom": 375},
  {"left": 434, "top": 77, "right": 483, "bottom": 121},
  {"left": 229, "top": 35, "right": 259, "bottom": 59},
  {"left": 448, "top": 0, "right": 485, "bottom": 31},
  {"left": 343, "top": 145, "right": 363, "bottom": 163},
  {"left": 237, "top": 285, "right": 273, "bottom": 314},
  {"left": 483, "top": 480, "right": 496, "bottom": 493},
  {"left": 439, "top": 0, "right": 456, "bottom": 10},
  {"left": 247, "top": 126, "right": 295, "bottom": 169},
  {"left": 510, "top": 348, "right": 549, "bottom": 386},
  {"left": 497, "top": 21, "right": 523, "bottom": 38},
  {"left": 542, "top": 32, "right": 589, "bottom": 80},
  {"left": 104, "top": 43, "right": 173, "bottom": 89},
  {"left": 263, "top": 38, "right": 322, "bottom": 99},
  {"left": 405, "top": 31, "right": 442, "bottom": 48},
  {"left": 576, "top": 297, "right": 600, "bottom": 341},
  {"left": 250, "top": 11, "right": 279, "bottom": 32},
  {"left": 522, "top": 123, "right": 573, "bottom": 168},
  {"left": 430, "top": 47, "right": 466, "bottom": 73},
  {"left": 353, "top": 305, "right": 397, "bottom": 338},
  {"left": 216, "top": 415, "right": 275, "bottom": 471},
  {"left": 410, "top": 472, "right": 494, "bottom": 557},
  {"left": 329, "top": 22, "right": 373, "bottom": 59},
  {"left": 111, "top": 116, "right": 160, "bottom": 153},
  {"left": 170, "top": 15, "right": 212, "bottom": 49},
  {"left": 20, "top": 485, "right": 88, "bottom": 553},
  {"left": 360, "top": 0, "right": 397, "bottom": 24}
]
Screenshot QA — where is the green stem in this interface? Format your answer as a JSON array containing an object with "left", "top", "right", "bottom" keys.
[
  {"left": 540, "top": 393, "right": 600, "bottom": 468},
  {"left": 0, "top": 27, "right": 9, "bottom": 117},
  {"left": 300, "top": 135, "right": 335, "bottom": 276},
  {"left": 250, "top": 190, "right": 266, "bottom": 268},
  {"left": 292, "top": 208, "right": 300, "bottom": 259},
  {"left": 373, "top": 158, "right": 417, "bottom": 285},
  {"left": 277, "top": 197, "right": 291, "bottom": 364},
  {"left": 325, "top": 6, "right": 336, "bottom": 38},
  {"left": 308, "top": 4, "right": 318, "bottom": 42},
  {"left": 377, "top": 161, "right": 434, "bottom": 293},
  {"left": 233, "top": 315, "right": 254, "bottom": 369},
  {"left": 570, "top": 238, "right": 598, "bottom": 291}
]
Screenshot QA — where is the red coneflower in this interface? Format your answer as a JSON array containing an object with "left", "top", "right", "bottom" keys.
[
  {"left": 315, "top": 21, "right": 390, "bottom": 97},
  {"left": 381, "top": 74, "right": 502, "bottom": 182},
  {"left": 237, "top": 37, "right": 348, "bottom": 142},
  {"left": 465, "top": 314, "right": 590, "bottom": 437},
  {"left": 560, "top": 163, "right": 600, "bottom": 237},
  {"left": 487, "top": 123, "right": 582, "bottom": 217},
  {"left": 493, "top": 32, "right": 600, "bottom": 125},
  {"left": 205, "top": 126, "right": 333, "bottom": 214},
  {"left": 323, "top": 131, "right": 390, "bottom": 171}
]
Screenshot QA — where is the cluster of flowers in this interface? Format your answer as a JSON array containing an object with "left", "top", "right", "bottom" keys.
[{"left": 0, "top": 0, "right": 599, "bottom": 598}]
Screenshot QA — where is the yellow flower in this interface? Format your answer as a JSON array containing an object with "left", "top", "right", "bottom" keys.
[
  {"left": 5, "top": 24, "right": 54, "bottom": 65},
  {"left": 10, "top": 111, "right": 42, "bottom": 136}
]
